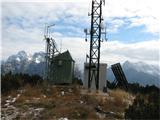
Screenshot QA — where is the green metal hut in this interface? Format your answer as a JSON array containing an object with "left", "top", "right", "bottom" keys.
[{"left": 50, "top": 50, "right": 75, "bottom": 84}]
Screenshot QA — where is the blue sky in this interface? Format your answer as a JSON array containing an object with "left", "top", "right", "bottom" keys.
[
  {"left": 108, "top": 24, "right": 158, "bottom": 42},
  {"left": 1, "top": 0, "right": 160, "bottom": 66}
]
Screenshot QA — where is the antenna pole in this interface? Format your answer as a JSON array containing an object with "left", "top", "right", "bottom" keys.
[{"left": 44, "top": 24, "right": 59, "bottom": 81}]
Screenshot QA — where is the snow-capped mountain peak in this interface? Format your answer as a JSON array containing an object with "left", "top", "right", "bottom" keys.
[
  {"left": 28, "top": 54, "right": 32, "bottom": 61},
  {"left": 1, "top": 51, "right": 46, "bottom": 76},
  {"left": 32, "top": 51, "right": 45, "bottom": 63},
  {"left": 35, "top": 58, "right": 41, "bottom": 64},
  {"left": 17, "top": 51, "right": 27, "bottom": 58},
  {"left": 7, "top": 51, "right": 28, "bottom": 62},
  {"left": 16, "top": 57, "right": 21, "bottom": 62}
]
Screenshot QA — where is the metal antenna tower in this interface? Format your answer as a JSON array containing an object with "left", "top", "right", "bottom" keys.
[
  {"left": 44, "top": 24, "right": 59, "bottom": 81},
  {"left": 84, "top": 0, "right": 107, "bottom": 90}
]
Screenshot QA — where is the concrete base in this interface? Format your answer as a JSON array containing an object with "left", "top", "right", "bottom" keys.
[{"left": 83, "top": 63, "right": 107, "bottom": 91}]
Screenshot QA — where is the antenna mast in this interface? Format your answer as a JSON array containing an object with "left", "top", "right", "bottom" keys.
[
  {"left": 84, "top": 0, "right": 107, "bottom": 90},
  {"left": 44, "top": 24, "right": 59, "bottom": 81}
]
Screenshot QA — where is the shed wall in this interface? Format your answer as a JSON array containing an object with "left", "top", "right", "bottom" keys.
[{"left": 50, "top": 60, "right": 74, "bottom": 84}]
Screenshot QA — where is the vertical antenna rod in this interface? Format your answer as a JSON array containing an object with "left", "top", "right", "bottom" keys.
[{"left": 44, "top": 24, "right": 59, "bottom": 81}]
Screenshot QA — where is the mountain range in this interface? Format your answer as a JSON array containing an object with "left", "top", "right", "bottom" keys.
[
  {"left": 1, "top": 51, "right": 160, "bottom": 87},
  {"left": 1, "top": 51, "right": 45, "bottom": 77}
]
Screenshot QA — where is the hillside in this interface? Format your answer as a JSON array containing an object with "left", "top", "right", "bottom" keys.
[
  {"left": 1, "top": 85, "right": 134, "bottom": 120},
  {"left": 1, "top": 73, "right": 159, "bottom": 119}
]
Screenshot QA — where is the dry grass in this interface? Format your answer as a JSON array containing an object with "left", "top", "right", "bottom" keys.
[
  {"left": 109, "top": 89, "right": 130, "bottom": 98},
  {"left": 23, "top": 85, "right": 42, "bottom": 97},
  {"left": 15, "top": 85, "right": 97, "bottom": 119},
  {"left": 109, "top": 89, "right": 130, "bottom": 106},
  {"left": 98, "top": 89, "right": 134, "bottom": 114},
  {"left": 2, "top": 85, "right": 134, "bottom": 119}
]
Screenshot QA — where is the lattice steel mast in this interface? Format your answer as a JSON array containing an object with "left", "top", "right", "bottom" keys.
[
  {"left": 85, "top": 0, "right": 107, "bottom": 90},
  {"left": 44, "top": 24, "right": 59, "bottom": 81}
]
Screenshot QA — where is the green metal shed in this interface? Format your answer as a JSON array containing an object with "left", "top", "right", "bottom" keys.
[{"left": 50, "top": 50, "right": 75, "bottom": 84}]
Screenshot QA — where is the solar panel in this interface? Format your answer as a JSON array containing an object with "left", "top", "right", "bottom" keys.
[{"left": 111, "top": 63, "right": 128, "bottom": 90}]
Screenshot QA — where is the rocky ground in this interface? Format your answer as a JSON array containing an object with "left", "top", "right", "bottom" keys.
[{"left": 1, "top": 85, "right": 134, "bottom": 120}]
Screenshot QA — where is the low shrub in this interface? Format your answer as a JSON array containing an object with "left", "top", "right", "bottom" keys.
[
  {"left": 125, "top": 92, "right": 160, "bottom": 119},
  {"left": 1, "top": 72, "right": 43, "bottom": 94}
]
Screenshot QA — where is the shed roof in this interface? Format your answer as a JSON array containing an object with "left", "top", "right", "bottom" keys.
[{"left": 54, "top": 50, "right": 74, "bottom": 61}]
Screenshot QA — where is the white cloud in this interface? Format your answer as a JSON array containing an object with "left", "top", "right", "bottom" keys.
[
  {"left": 101, "top": 40, "right": 160, "bottom": 65},
  {"left": 103, "top": 0, "right": 160, "bottom": 34},
  {"left": 1, "top": 0, "right": 90, "bottom": 3},
  {"left": 2, "top": 3, "right": 62, "bottom": 27},
  {"left": 2, "top": 0, "right": 160, "bottom": 34},
  {"left": 52, "top": 37, "right": 160, "bottom": 67},
  {"left": 107, "top": 18, "right": 125, "bottom": 33},
  {"left": 1, "top": 0, "right": 159, "bottom": 68},
  {"left": 2, "top": 2, "right": 89, "bottom": 37},
  {"left": 1, "top": 20, "right": 159, "bottom": 67},
  {"left": 129, "top": 16, "right": 159, "bottom": 34},
  {"left": 2, "top": 24, "right": 45, "bottom": 60}
]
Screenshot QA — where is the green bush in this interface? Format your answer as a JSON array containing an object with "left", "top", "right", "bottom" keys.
[
  {"left": 125, "top": 91, "right": 160, "bottom": 119},
  {"left": 1, "top": 72, "right": 43, "bottom": 94}
]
